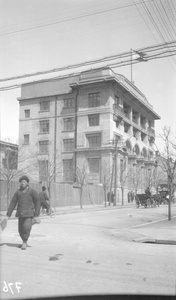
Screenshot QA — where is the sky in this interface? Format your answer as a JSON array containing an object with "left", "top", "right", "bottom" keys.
[{"left": 0, "top": 0, "right": 176, "bottom": 149}]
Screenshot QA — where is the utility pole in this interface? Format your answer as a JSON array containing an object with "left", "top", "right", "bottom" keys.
[
  {"left": 114, "top": 138, "right": 118, "bottom": 206},
  {"left": 54, "top": 97, "right": 57, "bottom": 182},
  {"left": 109, "top": 154, "right": 115, "bottom": 206},
  {"left": 130, "top": 48, "right": 133, "bottom": 83}
]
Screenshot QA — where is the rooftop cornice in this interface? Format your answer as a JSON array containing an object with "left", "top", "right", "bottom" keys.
[{"left": 70, "top": 68, "right": 160, "bottom": 120}]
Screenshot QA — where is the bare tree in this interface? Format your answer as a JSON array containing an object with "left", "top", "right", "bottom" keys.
[
  {"left": 152, "top": 163, "right": 166, "bottom": 194},
  {"left": 119, "top": 155, "right": 128, "bottom": 206},
  {"left": 0, "top": 143, "right": 36, "bottom": 206},
  {"left": 101, "top": 161, "right": 112, "bottom": 207},
  {"left": 76, "top": 162, "right": 88, "bottom": 209},
  {"left": 157, "top": 126, "right": 176, "bottom": 220},
  {"left": 131, "top": 163, "right": 142, "bottom": 196},
  {"left": 31, "top": 152, "right": 62, "bottom": 198}
]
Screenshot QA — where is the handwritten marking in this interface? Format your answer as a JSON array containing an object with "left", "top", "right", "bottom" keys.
[{"left": 3, "top": 281, "right": 22, "bottom": 294}]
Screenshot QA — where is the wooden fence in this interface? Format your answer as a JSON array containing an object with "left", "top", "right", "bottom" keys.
[
  {"left": 50, "top": 183, "right": 104, "bottom": 207},
  {"left": 0, "top": 181, "right": 104, "bottom": 211}
]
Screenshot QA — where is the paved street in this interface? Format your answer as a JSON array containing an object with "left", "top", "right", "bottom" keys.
[{"left": 0, "top": 204, "right": 176, "bottom": 299}]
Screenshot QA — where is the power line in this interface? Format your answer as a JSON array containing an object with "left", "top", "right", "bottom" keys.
[
  {"left": 0, "top": 0, "right": 154, "bottom": 37},
  {"left": 0, "top": 43, "right": 175, "bottom": 91},
  {"left": 0, "top": 41, "right": 175, "bottom": 84},
  {"left": 141, "top": 0, "right": 167, "bottom": 43},
  {"left": 132, "top": 0, "right": 159, "bottom": 44},
  {"left": 141, "top": 0, "right": 176, "bottom": 71}
]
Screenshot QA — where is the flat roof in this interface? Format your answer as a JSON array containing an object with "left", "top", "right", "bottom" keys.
[{"left": 18, "top": 67, "right": 160, "bottom": 120}]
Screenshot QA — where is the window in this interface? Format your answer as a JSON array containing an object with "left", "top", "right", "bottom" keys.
[
  {"left": 114, "top": 96, "right": 119, "bottom": 106},
  {"left": 63, "top": 139, "right": 74, "bottom": 152},
  {"left": 88, "top": 114, "right": 99, "bottom": 126},
  {"left": 64, "top": 98, "right": 75, "bottom": 108},
  {"left": 63, "top": 159, "right": 74, "bottom": 181},
  {"left": 25, "top": 109, "right": 30, "bottom": 118},
  {"left": 88, "top": 158, "right": 100, "bottom": 174},
  {"left": 120, "top": 159, "right": 124, "bottom": 175},
  {"left": 88, "top": 92, "right": 100, "bottom": 107},
  {"left": 87, "top": 133, "right": 101, "bottom": 148},
  {"left": 39, "top": 140, "right": 49, "bottom": 154},
  {"left": 114, "top": 96, "right": 123, "bottom": 112},
  {"left": 2, "top": 150, "right": 18, "bottom": 170},
  {"left": 39, "top": 160, "right": 48, "bottom": 182},
  {"left": 39, "top": 120, "right": 49, "bottom": 133},
  {"left": 63, "top": 118, "right": 75, "bottom": 131},
  {"left": 24, "top": 134, "right": 29, "bottom": 144},
  {"left": 40, "top": 101, "right": 50, "bottom": 111}
]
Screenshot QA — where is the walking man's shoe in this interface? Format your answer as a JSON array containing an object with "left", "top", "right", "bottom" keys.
[{"left": 21, "top": 242, "right": 27, "bottom": 250}]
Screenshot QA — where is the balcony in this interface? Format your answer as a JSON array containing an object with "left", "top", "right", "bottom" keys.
[
  {"left": 148, "top": 127, "right": 155, "bottom": 136},
  {"left": 124, "top": 112, "right": 130, "bottom": 120},
  {"left": 141, "top": 123, "right": 146, "bottom": 130},
  {"left": 113, "top": 104, "right": 124, "bottom": 114},
  {"left": 132, "top": 118, "right": 138, "bottom": 125}
]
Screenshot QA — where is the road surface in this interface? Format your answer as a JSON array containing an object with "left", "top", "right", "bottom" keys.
[{"left": 0, "top": 204, "right": 176, "bottom": 299}]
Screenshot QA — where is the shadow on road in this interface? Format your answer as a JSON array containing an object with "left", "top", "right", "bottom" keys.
[{"left": 0, "top": 242, "right": 20, "bottom": 248}]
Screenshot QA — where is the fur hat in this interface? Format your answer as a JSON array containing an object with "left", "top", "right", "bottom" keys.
[{"left": 19, "top": 176, "right": 29, "bottom": 183}]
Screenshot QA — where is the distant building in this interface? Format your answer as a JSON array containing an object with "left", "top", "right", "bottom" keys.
[
  {"left": 17, "top": 68, "right": 160, "bottom": 199},
  {"left": 0, "top": 140, "right": 18, "bottom": 174}
]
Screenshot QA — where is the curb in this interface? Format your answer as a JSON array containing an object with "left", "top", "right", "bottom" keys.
[
  {"left": 0, "top": 204, "right": 135, "bottom": 219},
  {"left": 133, "top": 237, "right": 176, "bottom": 245}
]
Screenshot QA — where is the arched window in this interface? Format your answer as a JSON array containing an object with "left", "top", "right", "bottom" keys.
[
  {"left": 141, "top": 147, "right": 147, "bottom": 158},
  {"left": 126, "top": 140, "right": 132, "bottom": 153},
  {"left": 133, "top": 144, "right": 140, "bottom": 157}
]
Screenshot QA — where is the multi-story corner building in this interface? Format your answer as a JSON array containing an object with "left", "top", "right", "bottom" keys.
[{"left": 18, "top": 68, "right": 160, "bottom": 199}]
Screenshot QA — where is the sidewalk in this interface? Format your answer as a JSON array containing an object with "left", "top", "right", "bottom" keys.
[
  {"left": 1, "top": 203, "right": 175, "bottom": 244},
  {"left": 54, "top": 202, "right": 135, "bottom": 214},
  {"left": 132, "top": 216, "right": 176, "bottom": 244},
  {"left": 0, "top": 202, "right": 135, "bottom": 219}
]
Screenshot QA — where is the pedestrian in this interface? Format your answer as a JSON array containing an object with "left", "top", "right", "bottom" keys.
[
  {"left": 39, "top": 186, "right": 51, "bottom": 215},
  {"left": 107, "top": 190, "right": 114, "bottom": 205},
  {"left": 145, "top": 186, "right": 151, "bottom": 197},
  {"left": 127, "top": 191, "right": 131, "bottom": 203},
  {"left": 6, "top": 176, "right": 41, "bottom": 250}
]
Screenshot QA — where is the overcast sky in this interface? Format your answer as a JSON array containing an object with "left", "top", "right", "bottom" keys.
[{"left": 0, "top": 0, "right": 176, "bottom": 148}]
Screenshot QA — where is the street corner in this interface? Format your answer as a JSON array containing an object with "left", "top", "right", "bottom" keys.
[
  {"left": 132, "top": 217, "right": 176, "bottom": 245},
  {"left": 133, "top": 236, "right": 156, "bottom": 243}
]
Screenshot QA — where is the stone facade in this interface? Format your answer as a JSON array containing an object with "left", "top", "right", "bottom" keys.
[{"left": 17, "top": 68, "right": 160, "bottom": 201}]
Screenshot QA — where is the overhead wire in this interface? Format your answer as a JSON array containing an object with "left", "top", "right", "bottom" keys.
[
  {"left": 141, "top": 0, "right": 167, "bottom": 43},
  {"left": 141, "top": 0, "right": 176, "bottom": 71},
  {"left": 0, "top": 44, "right": 175, "bottom": 91},
  {"left": 132, "top": 0, "right": 159, "bottom": 43},
  {"left": 0, "top": 40, "right": 175, "bottom": 84},
  {"left": 165, "top": 0, "right": 176, "bottom": 22},
  {"left": 153, "top": 0, "right": 176, "bottom": 68},
  {"left": 0, "top": 1, "right": 175, "bottom": 91},
  {"left": 160, "top": 1, "right": 176, "bottom": 36},
  {"left": 154, "top": 1, "right": 176, "bottom": 41},
  {"left": 0, "top": 0, "right": 154, "bottom": 37}
]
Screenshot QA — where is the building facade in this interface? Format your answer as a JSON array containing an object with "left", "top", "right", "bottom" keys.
[
  {"left": 18, "top": 68, "right": 160, "bottom": 199},
  {"left": 0, "top": 141, "right": 18, "bottom": 174}
]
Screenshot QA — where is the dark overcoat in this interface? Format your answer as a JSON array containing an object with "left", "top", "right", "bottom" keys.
[{"left": 7, "top": 187, "right": 40, "bottom": 218}]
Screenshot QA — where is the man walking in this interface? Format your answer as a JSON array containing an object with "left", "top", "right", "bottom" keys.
[
  {"left": 6, "top": 176, "right": 40, "bottom": 250},
  {"left": 39, "top": 186, "right": 51, "bottom": 215}
]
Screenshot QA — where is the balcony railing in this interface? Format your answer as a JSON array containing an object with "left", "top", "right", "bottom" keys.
[
  {"left": 113, "top": 104, "right": 124, "bottom": 114},
  {"left": 141, "top": 123, "right": 146, "bottom": 130},
  {"left": 132, "top": 118, "right": 138, "bottom": 125},
  {"left": 148, "top": 127, "right": 155, "bottom": 136},
  {"left": 124, "top": 112, "right": 130, "bottom": 119}
]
